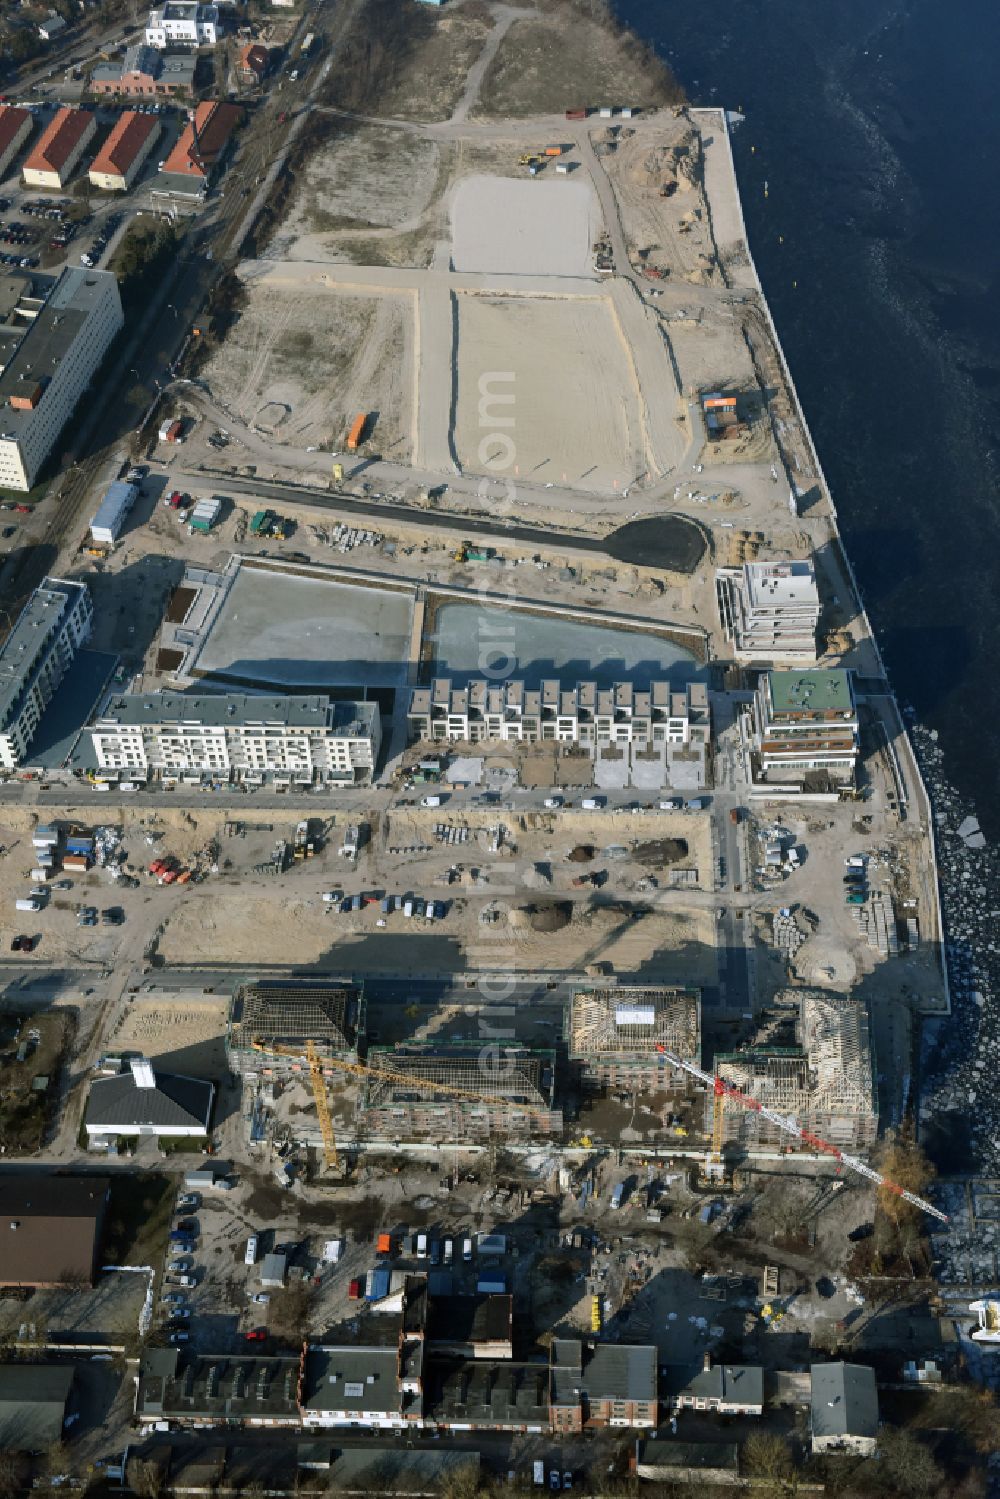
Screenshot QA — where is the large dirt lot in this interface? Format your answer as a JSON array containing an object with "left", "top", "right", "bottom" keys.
[
  {"left": 201, "top": 284, "right": 414, "bottom": 457},
  {"left": 452, "top": 294, "right": 644, "bottom": 492},
  {"left": 272, "top": 125, "right": 450, "bottom": 268},
  {"left": 451, "top": 175, "right": 600, "bottom": 277},
  {"left": 604, "top": 119, "right": 724, "bottom": 286},
  {"left": 473, "top": 5, "right": 680, "bottom": 119}
]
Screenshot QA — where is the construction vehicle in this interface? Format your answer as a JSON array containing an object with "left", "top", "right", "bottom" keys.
[
  {"left": 653, "top": 1043, "right": 947, "bottom": 1223},
  {"left": 293, "top": 820, "right": 315, "bottom": 861},
  {"left": 250, "top": 1042, "right": 554, "bottom": 1173},
  {"left": 518, "top": 153, "right": 539, "bottom": 166}
]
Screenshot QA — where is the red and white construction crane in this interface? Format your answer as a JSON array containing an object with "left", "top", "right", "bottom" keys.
[{"left": 655, "top": 1044, "right": 948, "bottom": 1224}]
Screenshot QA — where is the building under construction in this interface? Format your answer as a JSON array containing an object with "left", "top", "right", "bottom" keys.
[
  {"left": 567, "top": 986, "right": 701, "bottom": 1094},
  {"left": 358, "top": 1044, "right": 561, "bottom": 1141},
  {"left": 226, "top": 980, "right": 364, "bottom": 1076},
  {"left": 710, "top": 990, "right": 877, "bottom": 1149}
]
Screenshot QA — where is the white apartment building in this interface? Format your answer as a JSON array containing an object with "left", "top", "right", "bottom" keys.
[
  {"left": 716, "top": 560, "right": 820, "bottom": 661},
  {"left": 145, "top": 2, "right": 219, "bottom": 47},
  {"left": 0, "top": 577, "right": 92, "bottom": 767},
  {"left": 752, "top": 668, "right": 858, "bottom": 784},
  {"left": 408, "top": 677, "right": 710, "bottom": 752},
  {"left": 89, "top": 693, "right": 381, "bottom": 787},
  {"left": 0, "top": 269, "right": 123, "bottom": 491}
]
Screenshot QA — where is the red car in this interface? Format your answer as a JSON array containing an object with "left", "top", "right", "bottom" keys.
[
  {"left": 348, "top": 1278, "right": 362, "bottom": 1300},
  {"left": 245, "top": 1328, "right": 267, "bottom": 1342},
  {"left": 15, "top": 503, "right": 30, "bottom": 514}
]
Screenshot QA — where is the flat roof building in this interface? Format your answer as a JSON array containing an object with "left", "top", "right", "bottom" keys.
[
  {"left": 89, "top": 691, "right": 380, "bottom": 787},
  {"left": 567, "top": 984, "right": 701, "bottom": 1095},
  {"left": 0, "top": 107, "right": 33, "bottom": 179},
  {"left": 89, "top": 111, "right": 160, "bottom": 191},
  {"left": 0, "top": 1174, "right": 109, "bottom": 1288},
  {"left": 23, "top": 107, "right": 96, "bottom": 188},
  {"left": 0, "top": 267, "right": 123, "bottom": 491},
  {"left": 752, "top": 667, "right": 858, "bottom": 784},
  {"left": 0, "top": 576, "right": 92, "bottom": 767},
  {"left": 145, "top": 2, "right": 219, "bottom": 47},
  {"left": 301, "top": 1345, "right": 421, "bottom": 1430},
  {"left": 717, "top": 559, "right": 820, "bottom": 662}
]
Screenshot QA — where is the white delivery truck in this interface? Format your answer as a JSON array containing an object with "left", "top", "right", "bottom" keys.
[{"left": 15, "top": 898, "right": 40, "bottom": 912}]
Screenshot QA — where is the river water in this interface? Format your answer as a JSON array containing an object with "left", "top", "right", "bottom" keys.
[{"left": 616, "top": 0, "right": 1000, "bottom": 835}]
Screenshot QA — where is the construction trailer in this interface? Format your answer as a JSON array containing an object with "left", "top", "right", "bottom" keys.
[
  {"left": 566, "top": 985, "right": 701, "bottom": 1093},
  {"left": 358, "top": 1043, "right": 561, "bottom": 1141},
  {"left": 708, "top": 990, "right": 877, "bottom": 1151},
  {"left": 226, "top": 980, "right": 365, "bottom": 1075}
]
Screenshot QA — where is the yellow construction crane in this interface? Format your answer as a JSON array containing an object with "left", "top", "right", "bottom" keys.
[{"left": 251, "top": 1040, "right": 550, "bottom": 1172}]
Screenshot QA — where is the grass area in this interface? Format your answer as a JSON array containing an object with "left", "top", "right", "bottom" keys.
[
  {"left": 102, "top": 1172, "right": 174, "bottom": 1265},
  {"left": 474, "top": 2, "right": 683, "bottom": 118}
]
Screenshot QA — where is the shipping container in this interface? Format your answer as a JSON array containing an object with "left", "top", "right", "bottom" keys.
[
  {"left": 66, "top": 836, "right": 94, "bottom": 855},
  {"left": 376, "top": 1232, "right": 393, "bottom": 1256},
  {"left": 90, "top": 480, "right": 138, "bottom": 548},
  {"left": 365, "top": 1267, "right": 391, "bottom": 1301},
  {"left": 565, "top": 108, "right": 586, "bottom": 121},
  {"left": 346, "top": 412, "right": 367, "bottom": 451},
  {"left": 544, "top": 144, "right": 562, "bottom": 156},
  {"left": 166, "top": 419, "right": 183, "bottom": 443},
  {"left": 30, "top": 868, "right": 50, "bottom": 883},
  {"left": 63, "top": 853, "right": 90, "bottom": 871}
]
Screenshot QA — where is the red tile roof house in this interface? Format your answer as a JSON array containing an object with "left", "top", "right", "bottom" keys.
[
  {"left": 0, "top": 106, "right": 33, "bottom": 179},
  {"left": 23, "top": 107, "right": 96, "bottom": 189},
  {"left": 159, "top": 100, "right": 241, "bottom": 195},
  {"left": 89, "top": 111, "right": 160, "bottom": 191}
]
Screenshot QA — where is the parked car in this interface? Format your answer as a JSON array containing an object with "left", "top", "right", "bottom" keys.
[{"left": 168, "top": 1258, "right": 192, "bottom": 1273}]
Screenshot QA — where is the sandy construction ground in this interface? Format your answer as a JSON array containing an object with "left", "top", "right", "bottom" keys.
[
  {"left": 605, "top": 121, "right": 722, "bottom": 287},
  {"left": 452, "top": 294, "right": 643, "bottom": 492},
  {"left": 202, "top": 283, "right": 414, "bottom": 458},
  {"left": 273, "top": 125, "right": 448, "bottom": 268},
  {"left": 110, "top": 993, "right": 230, "bottom": 1081},
  {"left": 450, "top": 175, "right": 600, "bottom": 278}
]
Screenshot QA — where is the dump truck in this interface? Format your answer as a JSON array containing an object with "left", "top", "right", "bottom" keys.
[
  {"left": 346, "top": 412, "right": 367, "bottom": 451},
  {"left": 250, "top": 509, "right": 272, "bottom": 536}
]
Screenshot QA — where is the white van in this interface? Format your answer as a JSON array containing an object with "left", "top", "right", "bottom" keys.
[
  {"left": 581, "top": 797, "right": 604, "bottom": 811},
  {"left": 420, "top": 794, "right": 442, "bottom": 808},
  {"left": 462, "top": 1236, "right": 473, "bottom": 1262},
  {"left": 15, "top": 898, "right": 40, "bottom": 912},
  {"left": 245, "top": 1235, "right": 257, "bottom": 1266},
  {"left": 416, "top": 1233, "right": 428, "bottom": 1259},
  {"left": 443, "top": 1238, "right": 453, "bottom": 1264}
]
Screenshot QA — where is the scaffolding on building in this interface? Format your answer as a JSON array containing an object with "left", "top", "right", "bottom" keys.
[
  {"left": 712, "top": 991, "right": 877, "bottom": 1149},
  {"left": 568, "top": 986, "right": 700, "bottom": 1069},
  {"left": 359, "top": 1044, "right": 560, "bottom": 1140},
  {"left": 227, "top": 980, "right": 363, "bottom": 1073}
]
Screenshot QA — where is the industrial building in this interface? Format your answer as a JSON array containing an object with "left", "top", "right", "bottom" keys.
[
  {"left": 408, "top": 677, "right": 710, "bottom": 754},
  {"left": 88, "top": 111, "right": 160, "bottom": 191},
  {"left": 136, "top": 1348, "right": 303, "bottom": 1428},
  {"left": 358, "top": 1044, "right": 560, "bottom": 1141},
  {"left": 0, "top": 1174, "right": 109, "bottom": 1289},
  {"left": 0, "top": 1366, "right": 75, "bottom": 1450},
  {"left": 716, "top": 560, "right": 820, "bottom": 661},
  {"left": 145, "top": 1, "right": 219, "bottom": 47},
  {"left": 22, "top": 107, "right": 95, "bottom": 188},
  {"left": 567, "top": 985, "right": 701, "bottom": 1094},
  {"left": 711, "top": 990, "right": 877, "bottom": 1150},
  {"left": 0, "top": 267, "right": 123, "bottom": 490},
  {"left": 90, "top": 43, "right": 196, "bottom": 96},
  {"left": 84, "top": 1056, "right": 215, "bottom": 1141},
  {"left": 663, "top": 1357, "right": 764, "bottom": 1417},
  {"left": 0, "top": 576, "right": 92, "bottom": 767},
  {"left": 751, "top": 667, "right": 859, "bottom": 784},
  {"left": 226, "top": 981, "right": 364, "bottom": 1076},
  {"left": 549, "top": 1340, "right": 658, "bottom": 1430},
  {"left": 0, "top": 107, "right": 33, "bottom": 179},
  {"left": 88, "top": 692, "right": 380, "bottom": 787}
]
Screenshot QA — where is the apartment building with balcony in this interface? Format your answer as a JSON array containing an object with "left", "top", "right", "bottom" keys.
[
  {"left": 0, "top": 577, "right": 92, "bottom": 768},
  {"left": 716, "top": 559, "right": 820, "bottom": 662},
  {"left": 751, "top": 668, "right": 858, "bottom": 784},
  {"left": 88, "top": 692, "right": 380, "bottom": 787}
]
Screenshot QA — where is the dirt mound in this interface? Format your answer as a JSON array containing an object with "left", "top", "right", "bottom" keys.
[
  {"left": 634, "top": 838, "right": 688, "bottom": 867},
  {"left": 509, "top": 901, "right": 573, "bottom": 933},
  {"left": 567, "top": 844, "right": 596, "bottom": 863}
]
